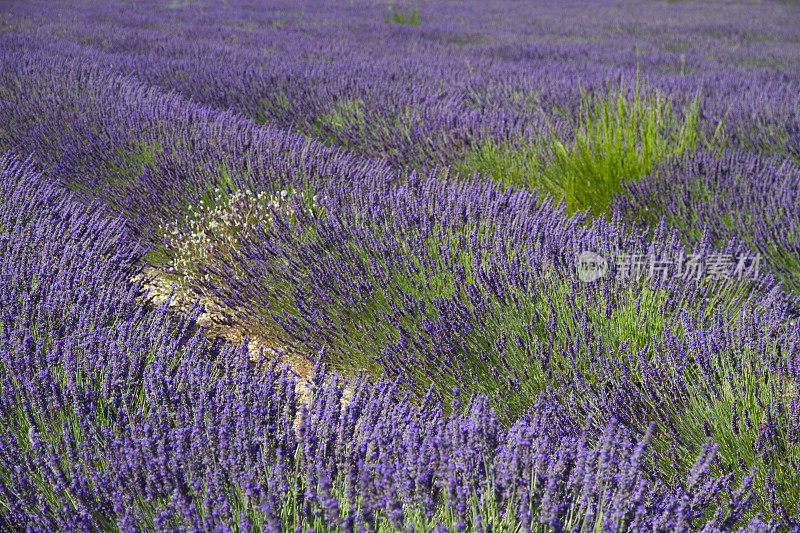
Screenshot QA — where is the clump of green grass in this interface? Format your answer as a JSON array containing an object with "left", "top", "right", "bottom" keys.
[
  {"left": 539, "top": 78, "right": 704, "bottom": 215},
  {"left": 455, "top": 77, "right": 723, "bottom": 217},
  {"left": 384, "top": 4, "right": 420, "bottom": 25},
  {"left": 451, "top": 137, "right": 539, "bottom": 189},
  {"left": 310, "top": 98, "right": 367, "bottom": 145}
]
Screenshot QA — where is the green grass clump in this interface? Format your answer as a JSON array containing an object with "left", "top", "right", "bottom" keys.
[
  {"left": 451, "top": 137, "right": 540, "bottom": 189},
  {"left": 455, "top": 77, "right": 721, "bottom": 217},
  {"left": 384, "top": 4, "right": 420, "bottom": 25},
  {"left": 539, "top": 79, "right": 703, "bottom": 215},
  {"left": 310, "top": 98, "right": 367, "bottom": 145}
]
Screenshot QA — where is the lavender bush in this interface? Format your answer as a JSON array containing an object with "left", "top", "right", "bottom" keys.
[
  {"left": 1, "top": 0, "right": 800, "bottom": 530},
  {"left": 613, "top": 149, "right": 800, "bottom": 294}
]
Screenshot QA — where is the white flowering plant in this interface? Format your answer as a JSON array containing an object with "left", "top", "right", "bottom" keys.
[{"left": 157, "top": 184, "right": 323, "bottom": 290}]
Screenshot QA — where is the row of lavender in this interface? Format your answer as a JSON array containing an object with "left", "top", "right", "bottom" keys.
[
  {"left": 613, "top": 151, "right": 800, "bottom": 294},
  {"left": 0, "top": 153, "right": 772, "bottom": 530},
  {"left": 4, "top": 0, "right": 799, "bottom": 171}
]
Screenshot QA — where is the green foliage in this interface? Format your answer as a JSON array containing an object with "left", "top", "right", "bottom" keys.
[
  {"left": 451, "top": 137, "right": 540, "bottom": 189},
  {"left": 454, "top": 77, "right": 721, "bottom": 218},
  {"left": 311, "top": 98, "right": 366, "bottom": 144},
  {"left": 384, "top": 4, "right": 420, "bottom": 25},
  {"left": 538, "top": 78, "right": 705, "bottom": 216}
]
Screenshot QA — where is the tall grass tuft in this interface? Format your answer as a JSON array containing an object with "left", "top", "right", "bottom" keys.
[
  {"left": 452, "top": 137, "right": 540, "bottom": 189},
  {"left": 384, "top": 4, "right": 420, "bottom": 25},
  {"left": 540, "top": 77, "right": 705, "bottom": 215}
]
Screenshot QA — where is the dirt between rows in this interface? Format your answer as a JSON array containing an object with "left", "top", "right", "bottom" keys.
[{"left": 131, "top": 266, "right": 353, "bottom": 418}]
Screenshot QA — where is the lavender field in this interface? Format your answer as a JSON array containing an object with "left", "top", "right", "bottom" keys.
[{"left": 1, "top": 0, "right": 800, "bottom": 530}]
